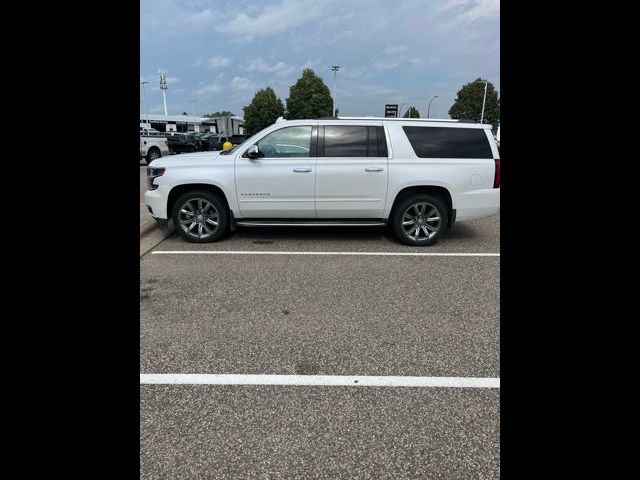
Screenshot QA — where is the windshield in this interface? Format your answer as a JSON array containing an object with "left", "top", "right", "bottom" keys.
[{"left": 219, "top": 129, "right": 264, "bottom": 155}]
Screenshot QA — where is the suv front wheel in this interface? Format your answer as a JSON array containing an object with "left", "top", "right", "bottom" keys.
[
  {"left": 172, "top": 190, "right": 229, "bottom": 243},
  {"left": 392, "top": 194, "right": 448, "bottom": 246}
]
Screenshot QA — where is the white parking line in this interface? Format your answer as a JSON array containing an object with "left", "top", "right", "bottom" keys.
[
  {"left": 140, "top": 374, "right": 500, "bottom": 388},
  {"left": 151, "top": 250, "right": 499, "bottom": 257}
]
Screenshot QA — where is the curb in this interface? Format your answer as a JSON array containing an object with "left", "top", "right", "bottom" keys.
[{"left": 140, "top": 219, "right": 157, "bottom": 238}]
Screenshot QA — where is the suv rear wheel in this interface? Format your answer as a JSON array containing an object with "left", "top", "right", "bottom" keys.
[
  {"left": 172, "top": 190, "right": 229, "bottom": 243},
  {"left": 392, "top": 194, "right": 448, "bottom": 246}
]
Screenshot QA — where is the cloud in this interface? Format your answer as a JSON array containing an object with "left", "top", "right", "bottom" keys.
[
  {"left": 230, "top": 76, "right": 256, "bottom": 92},
  {"left": 457, "top": 0, "right": 500, "bottom": 23},
  {"left": 184, "top": 7, "right": 216, "bottom": 29},
  {"left": 384, "top": 45, "right": 407, "bottom": 56},
  {"left": 361, "top": 85, "right": 397, "bottom": 96},
  {"left": 215, "top": 0, "right": 329, "bottom": 40},
  {"left": 196, "top": 83, "right": 223, "bottom": 95},
  {"left": 208, "top": 56, "right": 231, "bottom": 68},
  {"left": 141, "top": 0, "right": 499, "bottom": 117},
  {"left": 242, "top": 58, "right": 296, "bottom": 78},
  {"left": 440, "top": 0, "right": 500, "bottom": 27}
]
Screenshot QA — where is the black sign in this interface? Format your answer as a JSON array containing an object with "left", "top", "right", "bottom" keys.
[{"left": 385, "top": 104, "right": 398, "bottom": 118}]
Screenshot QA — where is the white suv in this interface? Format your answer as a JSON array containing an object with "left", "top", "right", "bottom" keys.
[{"left": 145, "top": 117, "right": 500, "bottom": 246}]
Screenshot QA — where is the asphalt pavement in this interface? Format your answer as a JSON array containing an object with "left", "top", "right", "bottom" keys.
[{"left": 140, "top": 209, "right": 500, "bottom": 478}]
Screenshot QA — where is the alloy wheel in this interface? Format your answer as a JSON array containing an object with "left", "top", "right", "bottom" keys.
[
  {"left": 401, "top": 202, "right": 442, "bottom": 241},
  {"left": 178, "top": 198, "right": 220, "bottom": 239}
]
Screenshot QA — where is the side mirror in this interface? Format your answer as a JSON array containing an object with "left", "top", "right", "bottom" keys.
[{"left": 246, "top": 144, "right": 261, "bottom": 159}]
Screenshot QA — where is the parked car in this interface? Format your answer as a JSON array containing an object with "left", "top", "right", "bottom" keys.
[
  {"left": 195, "top": 133, "right": 219, "bottom": 151},
  {"left": 183, "top": 133, "right": 205, "bottom": 151},
  {"left": 166, "top": 134, "right": 198, "bottom": 154},
  {"left": 204, "top": 134, "right": 223, "bottom": 150},
  {"left": 212, "top": 134, "right": 250, "bottom": 150},
  {"left": 145, "top": 117, "right": 500, "bottom": 245},
  {"left": 140, "top": 134, "right": 169, "bottom": 164}
]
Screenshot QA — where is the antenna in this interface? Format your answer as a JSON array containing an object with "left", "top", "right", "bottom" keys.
[{"left": 159, "top": 69, "right": 168, "bottom": 116}]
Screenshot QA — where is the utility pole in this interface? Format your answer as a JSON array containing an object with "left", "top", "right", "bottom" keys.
[
  {"left": 480, "top": 80, "right": 488, "bottom": 124},
  {"left": 331, "top": 65, "right": 340, "bottom": 117},
  {"left": 427, "top": 96, "right": 439, "bottom": 118}
]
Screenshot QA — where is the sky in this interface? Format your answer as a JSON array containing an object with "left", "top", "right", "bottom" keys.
[{"left": 140, "top": 0, "right": 499, "bottom": 119}]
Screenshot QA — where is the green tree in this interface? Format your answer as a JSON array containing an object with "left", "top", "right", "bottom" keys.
[
  {"left": 242, "top": 87, "right": 285, "bottom": 134},
  {"left": 182, "top": 111, "right": 188, "bottom": 115},
  {"left": 403, "top": 106, "right": 420, "bottom": 118},
  {"left": 204, "top": 111, "right": 235, "bottom": 117},
  {"left": 448, "top": 78, "right": 500, "bottom": 129},
  {"left": 285, "top": 69, "right": 333, "bottom": 119}
]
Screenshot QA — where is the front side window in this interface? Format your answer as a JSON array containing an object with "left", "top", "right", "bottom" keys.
[
  {"left": 257, "top": 126, "right": 312, "bottom": 158},
  {"left": 402, "top": 126, "right": 493, "bottom": 159}
]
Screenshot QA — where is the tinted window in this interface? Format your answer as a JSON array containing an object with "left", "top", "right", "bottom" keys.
[
  {"left": 402, "top": 126, "right": 492, "bottom": 158},
  {"left": 377, "top": 126, "right": 388, "bottom": 157},
  {"left": 257, "top": 126, "right": 312, "bottom": 158},
  {"left": 324, "top": 126, "right": 368, "bottom": 157}
]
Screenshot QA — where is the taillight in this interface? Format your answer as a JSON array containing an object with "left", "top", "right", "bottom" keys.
[{"left": 493, "top": 159, "right": 500, "bottom": 188}]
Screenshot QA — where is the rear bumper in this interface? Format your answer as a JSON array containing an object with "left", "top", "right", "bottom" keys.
[{"left": 455, "top": 188, "right": 500, "bottom": 221}]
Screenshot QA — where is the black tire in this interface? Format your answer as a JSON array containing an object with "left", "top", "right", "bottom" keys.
[
  {"left": 145, "top": 148, "right": 161, "bottom": 165},
  {"left": 392, "top": 194, "right": 448, "bottom": 246},
  {"left": 172, "top": 190, "right": 229, "bottom": 243}
]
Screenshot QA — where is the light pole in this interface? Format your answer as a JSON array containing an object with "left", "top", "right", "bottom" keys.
[
  {"left": 190, "top": 100, "right": 197, "bottom": 117},
  {"left": 140, "top": 81, "right": 150, "bottom": 127},
  {"left": 427, "top": 96, "right": 439, "bottom": 118},
  {"left": 398, "top": 103, "right": 407, "bottom": 118},
  {"left": 331, "top": 65, "right": 340, "bottom": 117},
  {"left": 159, "top": 69, "right": 169, "bottom": 116},
  {"left": 480, "top": 80, "right": 488, "bottom": 124}
]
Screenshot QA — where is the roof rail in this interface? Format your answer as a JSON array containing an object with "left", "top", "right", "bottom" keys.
[{"left": 335, "top": 116, "right": 459, "bottom": 122}]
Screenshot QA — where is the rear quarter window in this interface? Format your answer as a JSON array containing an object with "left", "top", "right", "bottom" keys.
[{"left": 402, "top": 126, "right": 493, "bottom": 159}]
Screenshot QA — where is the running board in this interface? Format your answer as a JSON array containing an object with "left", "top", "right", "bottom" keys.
[{"left": 236, "top": 220, "right": 386, "bottom": 227}]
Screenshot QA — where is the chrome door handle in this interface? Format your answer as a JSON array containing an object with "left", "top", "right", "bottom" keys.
[
  {"left": 365, "top": 167, "right": 383, "bottom": 172},
  {"left": 293, "top": 168, "right": 312, "bottom": 172}
]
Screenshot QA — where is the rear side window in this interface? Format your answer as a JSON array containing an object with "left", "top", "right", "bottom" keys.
[
  {"left": 324, "top": 126, "right": 368, "bottom": 157},
  {"left": 321, "top": 126, "right": 388, "bottom": 157},
  {"left": 402, "top": 126, "right": 492, "bottom": 159}
]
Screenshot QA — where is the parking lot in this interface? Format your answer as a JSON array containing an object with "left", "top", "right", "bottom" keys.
[{"left": 140, "top": 187, "right": 500, "bottom": 477}]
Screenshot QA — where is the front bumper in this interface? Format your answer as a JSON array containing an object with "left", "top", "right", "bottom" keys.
[{"left": 144, "top": 186, "right": 169, "bottom": 220}]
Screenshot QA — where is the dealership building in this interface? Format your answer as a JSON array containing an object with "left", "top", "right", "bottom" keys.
[{"left": 140, "top": 114, "right": 245, "bottom": 135}]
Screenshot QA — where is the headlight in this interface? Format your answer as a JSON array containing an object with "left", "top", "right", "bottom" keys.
[{"left": 147, "top": 166, "right": 165, "bottom": 190}]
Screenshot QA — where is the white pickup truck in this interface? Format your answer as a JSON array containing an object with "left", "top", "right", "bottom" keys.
[{"left": 140, "top": 134, "right": 170, "bottom": 165}]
